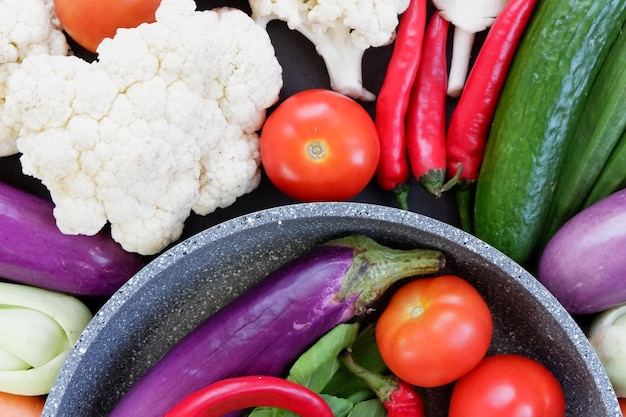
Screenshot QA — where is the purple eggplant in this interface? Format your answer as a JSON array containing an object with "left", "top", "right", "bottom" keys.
[
  {"left": 109, "top": 234, "right": 445, "bottom": 417},
  {"left": 538, "top": 188, "right": 626, "bottom": 314},
  {"left": 0, "top": 181, "right": 144, "bottom": 296}
]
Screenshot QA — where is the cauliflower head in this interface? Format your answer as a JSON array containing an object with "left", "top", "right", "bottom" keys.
[
  {"left": 250, "top": 0, "right": 409, "bottom": 101},
  {"left": 3, "top": 0, "right": 283, "bottom": 255},
  {"left": 0, "top": 0, "right": 69, "bottom": 156}
]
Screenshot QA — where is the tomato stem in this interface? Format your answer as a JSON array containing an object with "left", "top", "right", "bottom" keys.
[{"left": 306, "top": 140, "right": 327, "bottom": 161}]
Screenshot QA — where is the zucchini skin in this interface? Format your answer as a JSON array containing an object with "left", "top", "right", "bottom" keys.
[
  {"left": 538, "top": 189, "right": 626, "bottom": 314},
  {"left": 108, "top": 235, "right": 444, "bottom": 417},
  {"left": 583, "top": 127, "right": 626, "bottom": 208},
  {"left": 473, "top": 0, "right": 626, "bottom": 265},
  {"left": 541, "top": 22, "right": 626, "bottom": 245},
  {"left": 0, "top": 182, "right": 144, "bottom": 295}
]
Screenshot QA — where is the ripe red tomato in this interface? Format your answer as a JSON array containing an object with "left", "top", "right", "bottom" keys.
[
  {"left": 449, "top": 354, "right": 566, "bottom": 417},
  {"left": 53, "top": 0, "right": 161, "bottom": 52},
  {"left": 260, "top": 89, "right": 380, "bottom": 202},
  {"left": 375, "top": 275, "right": 493, "bottom": 387},
  {"left": 619, "top": 397, "right": 626, "bottom": 415}
]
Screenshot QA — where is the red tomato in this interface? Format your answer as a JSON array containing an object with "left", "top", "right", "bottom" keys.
[
  {"left": 260, "top": 89, "right": 380, "bottom": 202},
  {"left": 375, "top": 275, "right": 493, "bottom": 387},
  {"left": 53, "top": 0, "right": 161, "bottom": 52},
  {"left": 619, "top": 397, "right": 626, "bottom": 415},
  {"left": 449, "top": 354, "right": 566, "bottom": 417}
]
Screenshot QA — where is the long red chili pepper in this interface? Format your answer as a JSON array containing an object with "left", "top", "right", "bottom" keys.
[
  {"left": 444, "top": 0, "right": 538, "bottom": 230},
  {"left": 406, "top": 12, "right": 458, "bottom": 198},
  {"left": 375, "top": 0, "right": 427, "bottom": 209},
  {"left": 163, "top": 375, "right": 334, "bottom": 417},
  {"left": 340, "top": 350, "right": 425, "bottom": 417}
]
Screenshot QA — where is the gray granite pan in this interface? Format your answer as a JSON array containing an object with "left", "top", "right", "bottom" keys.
[{"left": 43, "top": 202, "right": 620, "bottom": 416}]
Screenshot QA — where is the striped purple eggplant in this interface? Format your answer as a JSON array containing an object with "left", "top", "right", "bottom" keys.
[
  {"left": 538, "top": 188, "right": 626, "bottom": 314},
  {"left": 109, "top": 234, "right": 445, "bottom": 417}
]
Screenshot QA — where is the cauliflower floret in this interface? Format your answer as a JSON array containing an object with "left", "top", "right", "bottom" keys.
[
  {"left": 249, "top": 0, "right": 409, "bottom": 101},
  {"left": 4, "top": 0, "right": 282, "bottom": 255},
  {"left": 0, "top": 0, "right": 69, "bottom": 156}
]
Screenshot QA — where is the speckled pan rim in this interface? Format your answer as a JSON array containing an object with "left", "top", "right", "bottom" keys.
[{"left": 44, "top": 201, "right": 620, "bottom": 416}]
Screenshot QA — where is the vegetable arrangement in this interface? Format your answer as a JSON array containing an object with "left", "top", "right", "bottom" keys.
[
  {"left": 157, "top": 269, "right": 563, "bottom": 417},
  {"left": 473, "top": 0, "right": 626, "bottom": 265},
  {"left": 444, "top": 0, "right": 537, "bottom": 230},
  {"left": 373, "top": 0, "right": 537, "bottom": 210},
  {"left": 2, "top": 0, "right": 283, "bottom": 255},
  {"left": 109, "top": 235, "right": 444, "bottom": 417},
  {"left": 1, "top": 0, "right": 625, "bottom": 412}
]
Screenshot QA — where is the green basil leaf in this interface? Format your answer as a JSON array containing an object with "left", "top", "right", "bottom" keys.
[
  {"left": 322, "top": 324, "right": 386, "bottom": 397},
  {"left": 287, "top": 323, "right": 359, "bottom": 391},
  {"left": 347, "top": 399, "right": 386, "bottom": 417}
]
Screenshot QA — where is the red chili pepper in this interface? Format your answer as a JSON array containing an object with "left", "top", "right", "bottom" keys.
[
  {"left": 340, "top": 349, "right": 425, "bottom": 417},
  {"left": 163, "top": 375, "right": 334, "bottom": 417},
  {"left": 445, "top": 0, "right": 538, "bottom": 231},
  {"left": 406, "top": 12, "right": 460, "bottom": 198},
  {"left": 375, "top": 0, "right": 427, "bottom": 209}
]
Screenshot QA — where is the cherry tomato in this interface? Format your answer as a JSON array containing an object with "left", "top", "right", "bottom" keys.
[
  {"left": 260, "top": 89, "right": 380, "bottom": 202},
  {"left": 619, "top": 397, "right": 626, "bottom": 415},
  {"left": 375, "top": 275, "right": 493, "bottom": 387},
  {"left": 449, "top": 354, "right": 566, "bottom": 417},
  {"left": 53, "top": 0, "right": 161, "bottom": 52}
]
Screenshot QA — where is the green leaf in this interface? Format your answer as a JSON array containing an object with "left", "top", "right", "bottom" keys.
[
  {"left": 347, "top": 399, "right": 386, "bottom": 417},
  {"left": 322, "top": 324, "right": 387, "bottom": 398},
  {"left": 322, "top": 394, "right": 355, "bottom": 417},
  {"left": 287, "top": 323, "right": 359, "bottom": 391}
]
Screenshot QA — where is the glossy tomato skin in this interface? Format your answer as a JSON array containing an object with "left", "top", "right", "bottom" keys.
[
  {"left": 53, "top": 0, "right": 161, "bottom": 52},
  {"left": 375, "top": 275, "right": 493, "bottom": 387},
  {"left": 449, "top": 354, "right": 566, "bottom": 417},
  {"left": 260, "top": 89, "right": 380, "bottom": 202}
]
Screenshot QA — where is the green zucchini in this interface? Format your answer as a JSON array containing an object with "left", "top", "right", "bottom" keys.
[
  {"left": 473, "top": 0, "right": 626, "bottom": 266},
  {"left": 583, "top": 127, "right": 626, "bottom": 208},
  {"left": 540, "top": 22, "right": 626, "bottom": 244}
]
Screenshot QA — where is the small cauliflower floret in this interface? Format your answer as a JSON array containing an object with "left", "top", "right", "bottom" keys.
[
  {"left": 0, "top": 0, "right": 69, "bottom": 156},
  {"left": 4, "top": 0, "right": 282, "bottom": 255},
  {"left": 249, "top": 0, "right": 409, "bottom": 101}
]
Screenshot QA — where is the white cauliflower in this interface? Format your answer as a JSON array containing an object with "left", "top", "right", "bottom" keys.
[
  {"left": 0, "top": 0, "right": 69, "bottom": 156},
  {"left": 249, "top": 0, "right": 410, "bottom": 101},
  {"left": 3, "top": 0, "right": 283, "bottom": 255}
]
